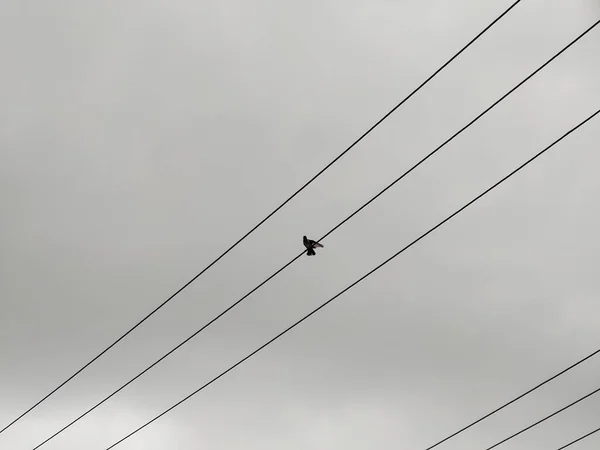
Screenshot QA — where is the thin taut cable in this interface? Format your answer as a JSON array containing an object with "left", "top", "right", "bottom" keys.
[
  {"left": 32, "top": 16, "right": 600, "bottom": 449},
  {"left": 423, "top": 348, "right": 600, "bottom": 450},
  {"left": 555, "top": 426, "right": 600, "bottom": 450},
  {"left": 104, "top": 107, "right": 600, "bottom": 449},
  {"left": 0, "top": 0, "right": 524, "bottom": 435},
  {"left": 483, "top": 387, "right": 600, "bottom": 450}
]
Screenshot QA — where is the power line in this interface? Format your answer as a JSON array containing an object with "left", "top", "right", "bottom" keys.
[
  {"left": 424, "top": 348, "right": 600, "bottom": 450},
  {"left": 555, "top": 426, "right": 600, "bottom": 450},
  {"left": 31, "top": 17, "right": 600, "bottom": 449},
  {"left": 484, "top": 387, "right": 600, "bottom": 450},
  {"left": 102, "top": 107, "right": 600, "bottom": 449},
  {"left": 0, "top": 0, "right": 525, "bottom": 435}
]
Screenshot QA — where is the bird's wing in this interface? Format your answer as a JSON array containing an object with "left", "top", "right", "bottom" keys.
[{"left": 313, "top": 242, "right": 324, "bottom": 248}]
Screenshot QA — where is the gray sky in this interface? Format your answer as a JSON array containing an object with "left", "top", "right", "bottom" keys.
[{"left": 1, "top": 0, "right": 600, "bottom": 449}]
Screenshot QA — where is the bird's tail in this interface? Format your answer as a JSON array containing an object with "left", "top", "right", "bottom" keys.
[{"left": 306, "top": 248, "right": 316, "bottom": 256}]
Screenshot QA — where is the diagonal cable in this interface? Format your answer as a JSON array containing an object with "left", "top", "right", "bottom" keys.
[
  {"left": 31, "top": 17, "right": 600, "bottom": 449},
  {"left": 0, "top": 0, "right": 525, "bottom": 434},
  {"left": 483, "top": 387, "right": 600, "bottom": 450},
  {"left": 103, "top": 106, "right": 600, "bottom": 449},
  {"left": 423, "top": 348, "right": 600, "bottom": 450},
  {"left": 555, "top": 426, "right": 600, "bottom": 450}
]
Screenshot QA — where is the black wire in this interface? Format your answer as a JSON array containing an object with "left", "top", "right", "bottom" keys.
[
  {"left": 0, "top": 0, "right": 525, "bottom": 436},
  {"left": 31, "top": 17, "right": 600, "bottom": 449},
  {"left": 424, "top": 349, "right": 600, "bottom": 450},
  {"left": 484, "top": 387, "right": 600, "bottom": 450},
  {"left": 103, "top": 107, "right": 600, "bottom": 449},
  {"left": 555, "top": 426, "right": 600, "bottom": 450}
]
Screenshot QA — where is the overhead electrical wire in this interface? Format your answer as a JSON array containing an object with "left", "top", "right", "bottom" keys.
[
  {"left": 555, "top": 426, "right": 600, "bottom": 450},
  {"left": 423, "top": 348, "right": 600, "bottom": 450},
  {"left": 482, "top": 386, "right": 600, "bottom": 450},
  {"left": 31, "top": 17, "right": 600, "bottom": 449},
  {"left": 100, "top": 105, "right": 600, "bottom": 448},
  {"left": 0, "top": 0, "right": 525, "bottom": 435}
]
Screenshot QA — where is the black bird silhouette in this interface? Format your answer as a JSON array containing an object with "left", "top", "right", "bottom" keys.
[{"left": 303, "top": 235, "right": 323, "bottom": 256}]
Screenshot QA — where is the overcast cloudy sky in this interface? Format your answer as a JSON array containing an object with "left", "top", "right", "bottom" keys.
[{"left": 1, "top": 0, "right": 600, "bottom": 449}]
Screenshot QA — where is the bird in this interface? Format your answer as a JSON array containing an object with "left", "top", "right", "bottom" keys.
[{"left": 303, "top": 235, "right": 323, "bottom": 256}]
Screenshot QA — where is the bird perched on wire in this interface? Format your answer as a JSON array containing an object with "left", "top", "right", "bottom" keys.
[{"left": 303, "top": 235, "right": 323, "bottom": 256}]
